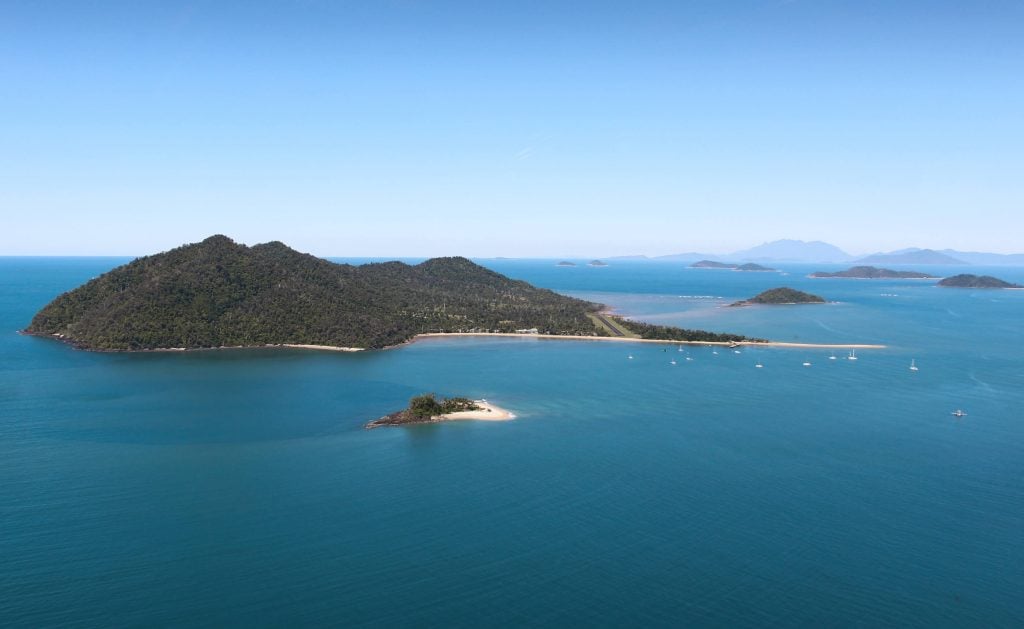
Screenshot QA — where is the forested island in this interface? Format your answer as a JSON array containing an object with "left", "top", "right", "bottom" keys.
[
  {"left": 690, "top": 260, "right": 775, "bottom": 272},
  {"left": 937, "top": 274, "right": 1022, "bottom": 289},
  {"left": 589, "top": 260, "right": 608, "bottom": 267},
  {"left": 691, "top": 260, "right": 735, "bottom": 269},
  {"left": 25, "top": 235, "right": 759, "bottom": 351},
  {"left": 810, "top": 266, "right": 937, "bottom": 279},
  {"left": 732, "top": 287, "right": 826, "bottom": 306},
  {"left": 556, "top": 261, "right": 577, "bottom": 267}
]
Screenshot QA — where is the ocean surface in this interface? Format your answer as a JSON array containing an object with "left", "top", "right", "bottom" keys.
[{"left": 2, "top": 257, "right": 1023, "bottom": 627}]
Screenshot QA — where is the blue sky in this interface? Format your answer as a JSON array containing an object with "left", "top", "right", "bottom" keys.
[{"left": 2, "top": 1, "right": 1021, "bottom": 256}]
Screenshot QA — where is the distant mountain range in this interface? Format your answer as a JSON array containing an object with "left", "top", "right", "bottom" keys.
[
  {"left": 614, "top": 240, "right": 1024, "bottom": 266},
  {"left": 854, "top": 249, "right": 967, "bottom": 265},
  {"left": 913, "top": 249, "right": 1024, "bottom": 266},
  {"left": 729, "top": 240, "right": 853, "bottom": 263}
]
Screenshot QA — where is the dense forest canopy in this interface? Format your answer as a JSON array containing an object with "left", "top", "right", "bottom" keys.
[{"left": 27, "top": 236, "right": 603, "bottom": 350}]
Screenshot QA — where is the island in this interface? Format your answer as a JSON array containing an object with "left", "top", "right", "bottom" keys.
[
  {"left": 937, "top": 274, "right": 1022, "bottom": 289},
  {"left": 691, "top": 260, "right": 736, "bottom": 269},
  {"left": 735, "top": 263, "right": 776, "bottom": 272},
  {"left": 366, "top": 393, "right": 515, "bottom": 428},
  {"left": 588, "top": 260, "right": 608, "bottom": 267},
  {"left": 731, "top": 287, "right": 826, "bottom": 306},
  {"left": 25, "top": 235, "right": 764, "bottom": 351},
  {"left": 689, "top": 260, "right": 775, "bottom": 271},
  {"left": 556, "top": 261, "right": 577, "bottom": 267},
  {"left": 810, "top": 266, "right": 938, "bottom": 279}
]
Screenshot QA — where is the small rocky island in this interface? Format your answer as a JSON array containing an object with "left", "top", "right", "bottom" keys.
[
  {"left": 810, "top": 266, "right": 937, "bottom": 279},
  {"left": 366, "top": 394, "right": 514, "bottom": 428},
  {"left": 588, "top": 260, "right": 608, "bottom": 267},
  {"left": 556, "top": 261, "right": 577, "bottom": 267},
  {"left": 937, "top": 274, "right": 1022, "bottom": 289},
  {"left": 732, "top": 287, "right": 826, "bottom": 306}
]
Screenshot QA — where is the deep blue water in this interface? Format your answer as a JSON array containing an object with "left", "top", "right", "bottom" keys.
[{"left": 2, "top": 258, "right": 1023, "bottom": 627}]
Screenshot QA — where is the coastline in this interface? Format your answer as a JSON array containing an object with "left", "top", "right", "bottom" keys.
[
  {"left": 23, "top": 330, "right": 886, "bottom": 352},
  {"left": 411, "top": 332, "right": 886, "bottom": 350},
  {"left": 280, "top": 344, "right": 363, "bottom": 352}
]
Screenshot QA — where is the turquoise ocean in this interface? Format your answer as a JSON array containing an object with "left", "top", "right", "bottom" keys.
[{"left": 2, "top": 257, "right": 1023, "bottom": 627}]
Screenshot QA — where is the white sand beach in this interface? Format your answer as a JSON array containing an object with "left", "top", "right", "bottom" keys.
[
  {"left": 437, "top": 400, "right": 516, "bottom": 421},
  {"left": 413, "top": 332, "right": 885, "bottom": 350},
  {"left": 280, "top": 344, "right": 364, "bottom": 352}
]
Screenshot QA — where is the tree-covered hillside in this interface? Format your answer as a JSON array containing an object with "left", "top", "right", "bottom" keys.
[
  {"left": 937, "top": 274, "right": 1021, "bottom": 289},
  {"left": 810, "top": 266, "right": 936, "bottom": 279},
  {"left": 27, "top": 236, "right": 605, "bottom": 350},
  {"left": 733, "top": 287, "right": 825, "bottom": 306}
]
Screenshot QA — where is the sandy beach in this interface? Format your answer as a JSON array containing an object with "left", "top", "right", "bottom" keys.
[
  {"left": 280, "top": 344, "right": 364, "bottom": 352},
  {"left": 48, "top": 333, "right": 884, "bottom": 355},
  {"left": 437, "top": 400, "right": 516, "bottom": 421},
  {"left": 413, "top": 332, "right": 886, "bottom": 350}
]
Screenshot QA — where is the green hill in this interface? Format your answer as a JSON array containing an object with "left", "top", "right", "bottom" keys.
[
  {"left": 810, "top": 266, "right": 936, "bottom": 279},
  {"left": 691, "top": 260, "right": 736, "bottom": 269},
  {"left": 26, "top": 236, "right": 606, "bottom": 350},
  {"left": 732, "top": 287, "right": 825, "bottom": 306},
  {"left": 937, "top": 274, "right": 1022, "bottom": 289}
]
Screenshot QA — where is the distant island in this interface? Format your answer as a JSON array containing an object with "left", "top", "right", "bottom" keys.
[
  {"left": 810, "top": 266, "right": 938, "bottom": 279},
  {"left": 735, "top": 263, "right": 775, "bottom": 272},
  {"left": 556, "top": 261, "right": 577, "bottom": 267},
  {"left": 937, "top": 274, "right": 1022, "bottom": 289},
  {"left": 25, "top": 235, "right": 761, "bottom": 351},
  {"left": 732, "top": 287, "right": 826, "bottom": 306},
  {"left": 366, "top": 394, "right": 514, "bottom": 428},
  {"left": 589, "top": 260, "right": 608, "bottom": 267},
  {"left": 690, "top": 260, "right": 775, "bottom": 272},
  {"left": 614, "top": 241, "right": 1024, "bottom": 266}
]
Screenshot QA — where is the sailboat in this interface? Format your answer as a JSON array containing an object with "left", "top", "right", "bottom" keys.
[
  {"left": 829, "top": 351, "right": 837, "bottom": 360},
  {"left": 755, "top": 362, "right": 763, "bottom": 368},
  {"left": 952, "top": 409, "right": 967, "bottom": 418},
  {"left": 670, "top": 359, "right": 677, "bottom": 365},
  {"left": 909, "top": 359, "right": 919, "bottom": 371},
  {"left": 848, "top": 350, "right": 858, "bottom": 361}
]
